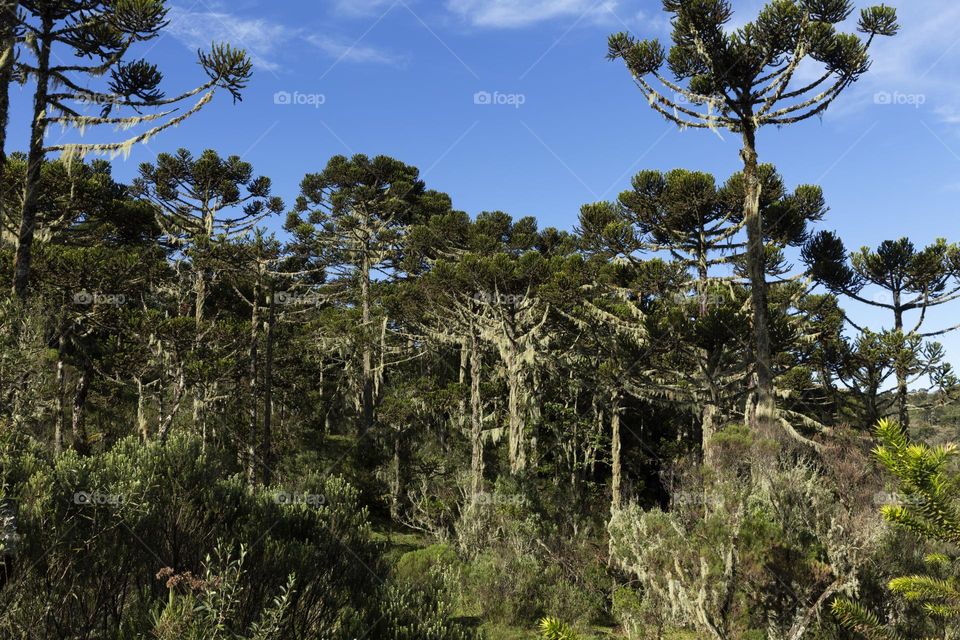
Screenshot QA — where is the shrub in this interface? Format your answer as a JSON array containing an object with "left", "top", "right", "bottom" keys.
[{"left": 0, "top": 434, "right": 381, "bottom": 639}]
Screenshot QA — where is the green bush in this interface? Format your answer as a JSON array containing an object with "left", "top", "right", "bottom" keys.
[
  {"left": 0, "top": 434, "right": 381, "bottom": 639},
  {"left": 392, "top": 543, "right": 459, "bottom": 585},
  {"left": 376, "top": 580, "right": 484, "bottom": 640}
]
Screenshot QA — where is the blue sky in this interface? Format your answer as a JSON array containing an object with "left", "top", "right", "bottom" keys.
[{"left": 7, "top": 0, "right": 960, "bottom": 368}]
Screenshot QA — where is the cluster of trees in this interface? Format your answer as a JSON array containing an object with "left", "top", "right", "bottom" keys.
[{"left": 1, "top": 1, "right": 959, "bottom": 639}]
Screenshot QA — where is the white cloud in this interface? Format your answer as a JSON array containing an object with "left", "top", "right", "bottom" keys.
[
  {"left": 446, "top": 0, "right": 624, "bottom": 29},
  {"left": 165, "top": 5, "right": 406, "bottom": 72},
  {"left": 306, "top": 35, "right": 408, "bottom": 67},
  {"left": 165, "top": 7, "right": 291, "bottom": 71},
  {"left": 809, "top": 1, "right": 960, "bottom": 126}
]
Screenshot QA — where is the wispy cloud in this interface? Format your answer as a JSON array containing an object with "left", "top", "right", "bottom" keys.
[
  {"left": 165, "top": 6, "right": 291, "bottom": 71},
  {"left": 306, "top": 35, "right": 408, "bottom": 67},
  {"left": 165, "top": 4, "right": 406, "bottom": 72},
  {"left": 445, "top": 0, "right": 624, "bottom": 29},
  {"left": 795, "top": 1, "right": 960, "bottom": 126}
]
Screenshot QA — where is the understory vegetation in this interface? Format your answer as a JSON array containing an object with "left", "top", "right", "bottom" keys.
[{"left": 1, "top": 0, "right": 959, "bottom": 639}]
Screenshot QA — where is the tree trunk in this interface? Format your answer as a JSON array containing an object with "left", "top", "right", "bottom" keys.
[
  {"left": 458, "top": 338, "right": 469, "bottom": 434},
  {"left": 12, "top": 15, "right": 51, "bottom": 299},
  {"left": 390, "top": 431, "right": 402, "bottom": 521},
  {"left": 71, "top": 367, "right": 91, "bottom": 453},
  {"left": 262, "top": 284, "right": 275, "bottom": 485},
  {"left": 740, "top": 125, "right": 775, "bottom": 435},
  {"left": 247, "top": 277, "right": 261, "bottom": 485},
  {"left": 893, "top": 299, "right": 909, "bottom": 428},
  {"left": 470, "top": 332, "right": 484, "bottom": 499},
  {"left": 610, "top": 391, "right": 622, "bottom": 514},
  {"left": 158, "top": 368, "right": 185, "bottom": 444},
  {"left": 0, "top": 1, "right": 18, "bottom": 180},
  {"left": 506, "top": 344, "right": 526, "bottom": 474},
  {"left": 702, "top": 402, "right": 718, "bottom": 468},
  {"left": 136, "top": 377, "right": 149, "bottom": 443},
  {"left": 360, "top": 251, "right": 374, "bottom": 432},
  {"left": 54, "top": 336, "right": 66, "bottom": 455}
]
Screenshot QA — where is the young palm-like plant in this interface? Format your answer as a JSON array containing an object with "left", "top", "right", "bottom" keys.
[
  {"left": 537, "top": 617, "right": 581, "bottom": 640},
  {"left": 832, "top": 418, "right": 960, "bottom": 637}
]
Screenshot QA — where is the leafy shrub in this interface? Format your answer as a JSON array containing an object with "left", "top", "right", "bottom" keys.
[
  {"left": 609, "top": 444, "right": 882, "bottom": 639},
  {"left": 0, "top": 434, "right": 381, "bottom": 639},
  {"left": 151, "top": 543, "right": 295, "bottom": 640},
  {"left": 376, "top": 580, "right": 484, "bottom": 640}
]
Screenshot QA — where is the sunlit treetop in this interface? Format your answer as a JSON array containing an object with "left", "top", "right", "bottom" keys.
[{"left": 607, "top": 0, "right": 899, "bottom": 132}]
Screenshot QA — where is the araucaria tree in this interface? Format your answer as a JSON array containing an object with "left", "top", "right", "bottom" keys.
[
  {"left": 606, "top": 0, "right": 898, "bottom": 432},
  {"left": 132, "top": 148, "right": 283, "bottom": 441},
  {"left": 804, "top": 233, "right": 960, "bottom": 427},
  {"left": 285, "top": 154, "right": 451, "bottom": 433},
  {"left": 11, "top": 0, "right": 252, "bottom": 299}
]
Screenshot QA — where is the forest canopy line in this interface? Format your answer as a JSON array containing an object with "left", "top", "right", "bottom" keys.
[{"left": 1, "top": 1, "right": 960, "bottom": 639}]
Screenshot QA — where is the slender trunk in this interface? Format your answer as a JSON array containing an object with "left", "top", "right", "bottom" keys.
[
  {"left": 702, "top": 402, "right": 718, "bottom": 467},
  {"left": 458, "top": 338, "right": 469, "bottom": 434},
  {"left": 158, "top": 368, "right": 185, "bottom": 444},
  {"left": 470, "top": 331, "right": 484, "bottom": 499},
  {"left": 191, "top": 212, "right": 213, "bottom": 439},
  {"left": 71, "top": 367, "right": 90, "bottom": 453},
  {"left": 54, "top": 336, "right": 65, "bottom": 455},
  {"left": 390, "top": 431, "right": 402, "bottom": 520},
  {"left": 247, "top": 277, "right": 261, "bottom": 485},
  {"left": 893, "top": 298, "right": 909, "bottom": 428},
  {"left": 698, "top": 231, "right": 709, "bottom": 316},
  {"left": 740, "top": 125, "right": 775, "bottom": 434},
  {"left": 262, "top": 283, "right": 275, "bottom": 485},
  {"left": 610, "top": 391, "right": 622, "bottom": 514},
  {"left": 0, "top": 1, "right": 18, "bottom": 181},
  {"left": 360, "top": 251, "right": 374, "bottom": 432},
  {"left": 136, "top": 377, "right": 149, "bottom": 443},
  {"left": 506, "top": 344, "right": 525, "bottom": 474},
  {"left": 12, "top": 14, "right": 51, "bottom": 299}
]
